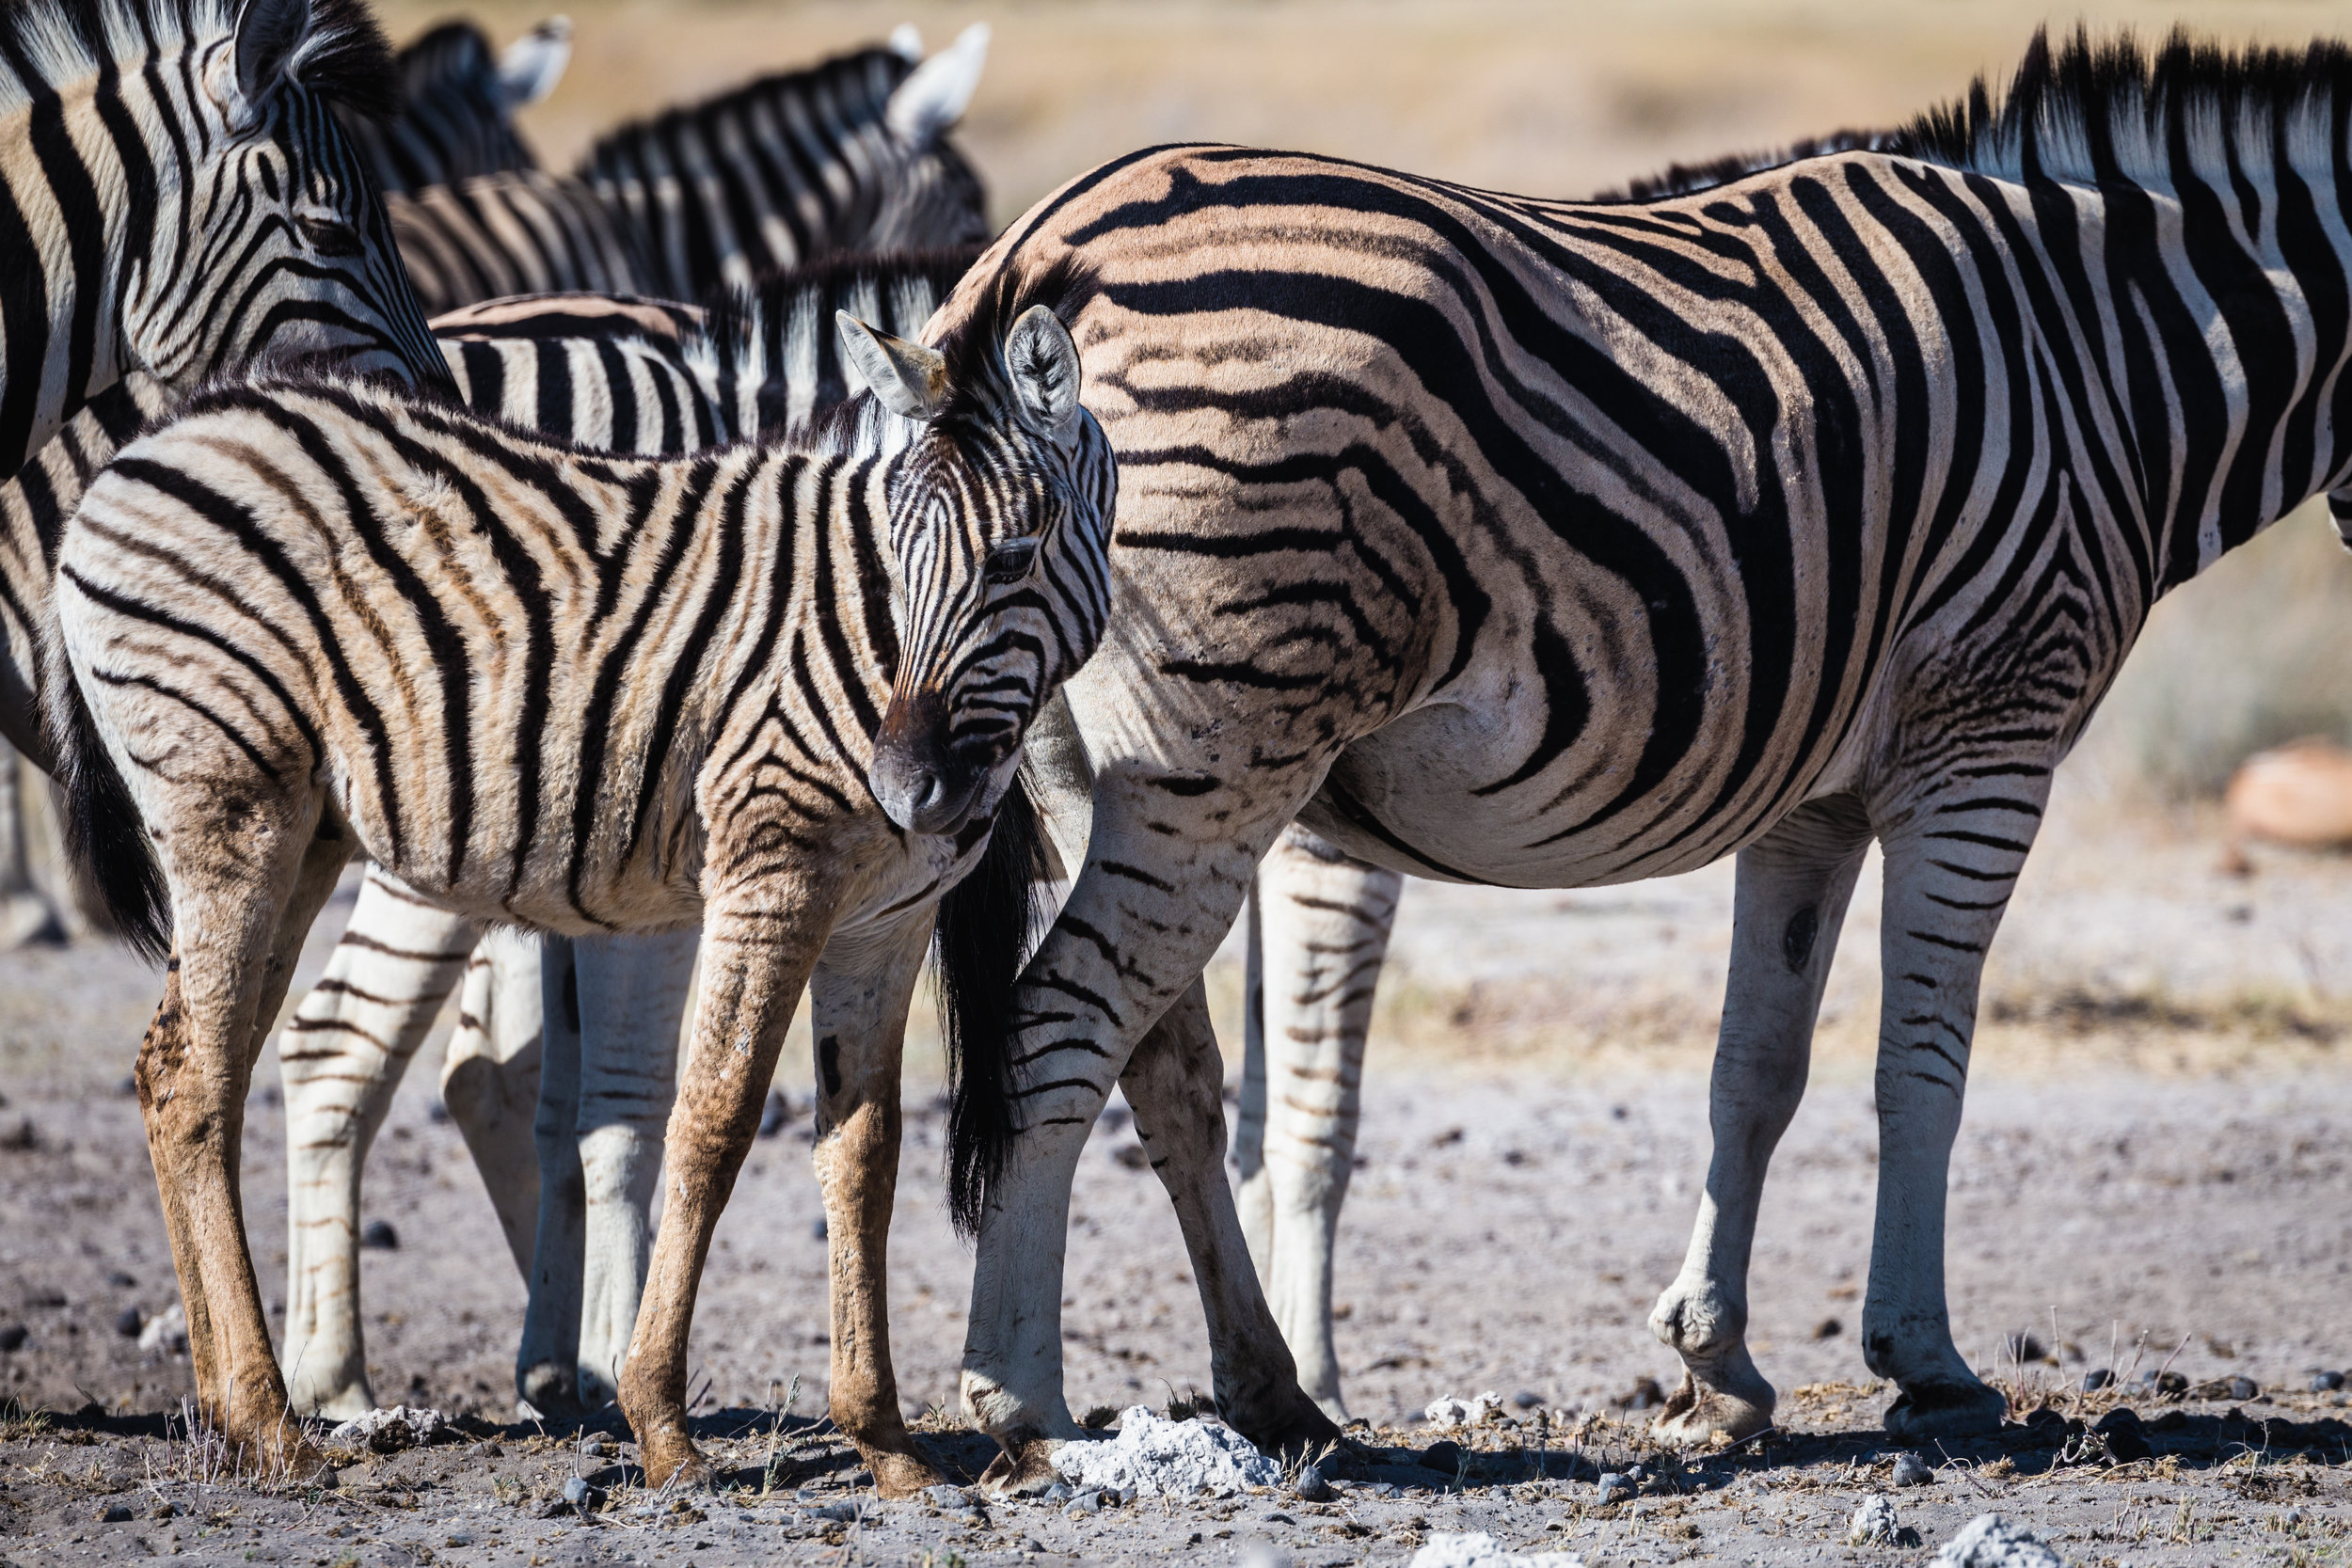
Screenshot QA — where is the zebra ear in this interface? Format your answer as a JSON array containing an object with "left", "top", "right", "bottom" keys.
[
  {"left": 838, "top": 311, "right": 946, "bottom": 421},
  {"left": 888, "top": 23, "right": 924, "bottom": 62},
  {"left": 885, "top": 22, "right": 988, "bottom": 147},
  {"left": 496, "top": 18, "right": 572, "bottom": 111},
  {"left": 234, "top": 0, "right": 313, "bottom": 104},
  {"left": 1004, "top": 305, "right": 1081, "bottom": 443}
]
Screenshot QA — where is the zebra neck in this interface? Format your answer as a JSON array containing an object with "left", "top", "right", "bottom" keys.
[{"left": 0, "top": 82, "right": 141, "bottom": 478}]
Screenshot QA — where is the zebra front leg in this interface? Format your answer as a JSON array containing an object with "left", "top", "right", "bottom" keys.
[
  {"left": 145, "top": 816, "right": 350, "bottom": 1476},
  {"left": 1234, "top": 876, "right": 1273, "bottom": 1284},
  {"left": 572, "top": 928, "right": 697, "bottom": 1410},
  {"left": 620, "top": 895, "right": 825, "bottom": 1490},
  {"left": 961, "top": 768, "right": 1314, "bottom": 1472},
  {"left": 279, "top": 867, "right": 481, "bottom": 1418},
  {"left": 1248, "top": 824, "right": 1399, "bottom": 1423},
  {"left": 437, "top": 927, "right": 547, "bottom": 1278},
  {"left": 1120, "top": 978, "right": 1343, "bottom": 1455},
  {"left": 807, "top": 912, "right": 945, "bottom": 1497},
  {"left": 1649, "top": 796, "right": 1871, "bottom": 1445},
  {"left": 0, "top": 739, "right": 62, "bottom": 946},
  {"left": 1867, "top": 788, "right": 2047, "bottom": 1439},
  {"left": 516, "top": 935, "right": 590, "bottom": 1420}
]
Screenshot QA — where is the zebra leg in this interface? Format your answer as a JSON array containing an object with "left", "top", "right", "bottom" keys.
[
  {"left": 1249, "top": 825, "right": 1400, "bottom": 1423},
  {"left": 437, "top": 927, "right": 547, "bottom": 1278},
  {"left": 571, "top": 928, "right": 698, "bottom": 1410},
  {"left": 1866, "top": 795, "right": 2044, "bottom": 1440},
  {"left": 279, "top": 867, "right": 481, "bottom": 1418},
  {"left": 516, "top": 935, "right": 591, "bottom": 1420},
  {"left": 1648, "top": 796, "right": 1871, "bottom": 1444},
  {"left": 619, "top": 894, "right": 827, "bottom": 1490},
  {"left": 960, "top": 768, "right": 1330, "bottom": 1478},
  {"left": 144, "top": 819, "right": 348, "bottom": 1477},
  {"left": 0, "top": 739, "right": 62, "bottom": 946},
  {"left": 1233, "top": 877, "right": 1273, "bottom": 1285},
  {"left": 807, "top": 911, "right": 946, "bottom": 1498}
]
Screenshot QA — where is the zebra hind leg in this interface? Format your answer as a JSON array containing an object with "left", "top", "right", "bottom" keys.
[
  {"left": 279, "top": 866, "right": 480, "bottom": 1419},
  {"left": 1864, "top": 791, "right": 2046, "bottom": 1440},
  {"left": 572, "top": 927, "right": 697, "bottom": 1411},
  {"left": 0, "top": 740, "right": 63, "bottom": 946},
  {"left": 517, "top": 935, "right": 591, "bottom": 1421},
  {"left": 1648, "top": 796, "right": 1871, "bottom": 1445},
  {"left": 807, "top": 912, "right": 946, "bottom": 1497},
  {"left": 437, "top": 927, "right": 547, "bottom": 1280},
  {"left": 1252, "top": 825, "right": 1399, "bottom": 1424}
]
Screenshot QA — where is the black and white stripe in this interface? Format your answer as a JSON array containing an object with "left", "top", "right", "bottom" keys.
[
  {"left": 341, "top": 17, "right": 570, "bottom": 195},
  {"left": 922, "top": 31, "right": 2352, "bottom": 1462},
  {"left": 389, "top": 170, "right": 653, "bottom": 316}
]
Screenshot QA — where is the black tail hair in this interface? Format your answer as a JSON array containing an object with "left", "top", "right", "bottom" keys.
[
  {"left": 52, "top": 669, "right": 170, "bottom": 963},
  {"left": 935, "top": 771, "right": 1047, "bottom": 1238}
]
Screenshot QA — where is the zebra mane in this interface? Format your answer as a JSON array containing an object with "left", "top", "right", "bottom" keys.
[
  {"left": 0, "top": 0, "right": 395, "bottom": 119},
  {"left": 577, "top": 44, "right": 916, "bottom": 174},
  {"left": 1618, "top": 28, "right": 2352, "bottom": 201},
  {"left": 389, "top": 19, "right": 495, "bottom": 103},
  {"left": 699, "top": 245, "right": 984, "bottom": 367},
  {"left": 930, "top": 250, "right": 1104, "bottom": 431}
]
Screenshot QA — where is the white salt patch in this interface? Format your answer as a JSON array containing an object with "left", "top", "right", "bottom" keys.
[
  {"left": 327, "top": 1404, "right": 448, "bottom": 1453},
  {"left": 1935, "top": 1513, "right": 2066, "bottom": 1567},
  {"left": 1051, "top": 1405, "right": 1280, "bottom": 1497},
  {"left": 1409, "top": 1532, "right": 1586, "bottom": 1568},
  {"left": 136, "top": 1303, "right": 186, "bottom": 1354},
  {"left": 1423, "top": 1390, "right": 1505, "bottom": 1426},
  {"left": 1848, "top": 1494, "right": 1899, "bottom": 1544}
]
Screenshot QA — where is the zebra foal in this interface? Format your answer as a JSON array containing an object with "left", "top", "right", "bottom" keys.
[
  {"left": 921, "top": 31, "right": 2352, "bottom": 1474},
  {"left": 52, "top": 286, "right": 1114, "bottom": 1484}
]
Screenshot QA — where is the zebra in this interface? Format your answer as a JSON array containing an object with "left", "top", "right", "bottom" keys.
[
  {"left": 577, "top": 24, "right": 993, "bottom": 300},
  {"left": 0, "top": 0, "right": 446, "bottom": 481},
  {"left": 905, "top": 31, "right": 2352, "bottom": 1479},
  {"left": 340, "top": 16, "right": 571, "bottom": 194},
  {"left": 51, "top": 278, "right": 1112, "bottom": 1485}
]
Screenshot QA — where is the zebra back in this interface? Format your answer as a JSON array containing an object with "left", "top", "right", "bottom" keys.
[
  {"left": 577, "top": 29, "right": 993, "bottom": 300},
  {"left": 389, "top": 171, "right": 654, "bottom": 316},
  {"left": 342, "top": 18, "right": 573, "bottom": 195}
]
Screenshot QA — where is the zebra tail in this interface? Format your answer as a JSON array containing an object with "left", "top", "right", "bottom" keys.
[
  {"left": 50, "top": 663, "right": 170, "bottom": 964},
  {"left": 935, "top": 770, "right": 1046, "bottom": 1238}
]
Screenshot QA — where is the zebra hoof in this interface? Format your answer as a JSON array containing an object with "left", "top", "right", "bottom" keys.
[
  {"left": 866, "top": 1445, "right": 948, "bottom": 1499},
  {"left": 1650, "top": 1366, "right": 1775, "bottom": 1447},
  {"left": 517, "top": 1362, "right": 592, "bottom": 1426},
  {"left": 1883, "top": 1379, "right": 2005, "bottom": 1439},
  {"left": 1228, "top": 1381, "right": 1344, "bottom": 1464},
  {"left": 977, "top": 1435, "right": 1067, "bottom": 1497}
]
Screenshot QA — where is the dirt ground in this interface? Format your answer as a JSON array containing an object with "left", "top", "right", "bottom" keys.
[{"left": 7, "top": 1, "right": 2352, "bottom": 1561}]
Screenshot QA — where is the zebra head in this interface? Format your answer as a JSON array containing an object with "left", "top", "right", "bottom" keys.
[
  {"left": 118, "top": 0, "right": 448, "bottom": 396},
  {"left": 842, "top": 301, "right": 1115, "bottom": 836},
  {"left": 866, "top": 23, "right": 993, "bottom": 252}
]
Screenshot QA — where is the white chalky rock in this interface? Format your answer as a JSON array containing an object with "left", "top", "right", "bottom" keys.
[
  {"left": 327, "top": 1404, "right": 448, "bottom": 1453},
  {"left": 1849, "top": 1493, "right": 1899, "bottom": 1544},
  {"left": 136, "top": 1303, "right": 186, "bottom": 1354},
  {"left": 1051, "top": 1406, "right": 1280, "bottom": 1498},
  {"left": 1468, "top": 1390, "right": 1506, "bottom": 1423},
  {"left": 1935, "top": 1513, "right": 2067, "bottom": 1567},
  {"left": 1424, "top": 1396, "right": 1473, "bottom": 1425},
  {"left": 1408, "top": 1532, "right": 1586, "bottom": 1568}
]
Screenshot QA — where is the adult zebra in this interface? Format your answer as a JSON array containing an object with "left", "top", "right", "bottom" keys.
[
  {"left": 578, "top": 24, "right": 993, "bottom": 299},
  {"left": 914, "top": 30, "right": 2352, "bottom": 1474}
]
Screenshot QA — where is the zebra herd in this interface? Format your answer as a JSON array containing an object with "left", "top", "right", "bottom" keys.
[{"left": 3, "top": 0, "right": 2346, "bottom": 1500}]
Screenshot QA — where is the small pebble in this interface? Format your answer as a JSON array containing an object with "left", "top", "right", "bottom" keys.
[
  {"left": 923, "top": 1484, "right": 970, "bottom": 1510},
  {"left": 1422, "top": 1440, "right": 1465, "bottom": 1476},
  {"left": 97, "top": 1505, "right": 134, "bottom": 1524},
  {"left": 2094, "top": 1406, "right": 2153, "bottom": 1463},
  {"left": 1512, "top": 1389, "right": 1543, "bottom": 1409},
  {"left": 1596, "top": 1472, "right": 1635, "bottom": 1505},
  {"left": 561, "top": 1475, "right": 606, "bottom": 1512},
  {"left": 427, "top": 1101, "right": 450, "bottom": 1124},
  {"left": 1814, "top": 1316, "right": 1843, "bottom": 1340},
  {"left": 0, "top": 1324, "right": 24, "bottom": 1352},
  {"left": 104, "top": 1272, "right": 135, "bottom": 1290},
  {"left": 2285, "top": 1508, "right": 2306, "bottom": 1528},
  {"left": 1294, "top": 1463, "right": 1331, "bottom": 1502},
  {"left": 810, "top": 1216, "right": 829, "bottom": 1242},
  {"left": 1892, "top": 1452, "right": 1934, "bottom": 1487},
  {"left": 112, "top": 1307, "right": 142, "bottom": 1338},
  {"left": 1041, "top": 1481, "right": 1075, "bottom": 1503},
  {"left": 115, "top": 1077, "right": 137, "bottom": 1098},
  {"left": 2229, "top": 1376, "right": 2260, "bottom": 1402},
  {"left": 2312, "top": 1371, "right": 2345, "bottom": 1393},
  {"left": 2081, "top": 1368, "right": 2114, "bottom": 1391},
  {"left": 811, "top": 1501, "right": 862, "bottom": 1523},
  {"left": 359, "top": 1219, "right": 398, "bottom": 1250},
  {"left": 1847, "top": 1494, "right": 1899, "bottom": 1545},
  {"left": 759, "top": 1089, "right": 791, "bottom": 1138}
]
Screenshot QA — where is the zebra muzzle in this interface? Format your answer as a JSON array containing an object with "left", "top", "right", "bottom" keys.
[{"left": 870, "top": 691, "right": 992, "bottom": 836}]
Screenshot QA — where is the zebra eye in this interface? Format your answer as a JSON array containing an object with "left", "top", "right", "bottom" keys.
[
  {"left": 983, "top": 537, "right": 1039, "bottom": 585},
  {"left": 296, "top": 214, "right": 363, "bottom": 258}
]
